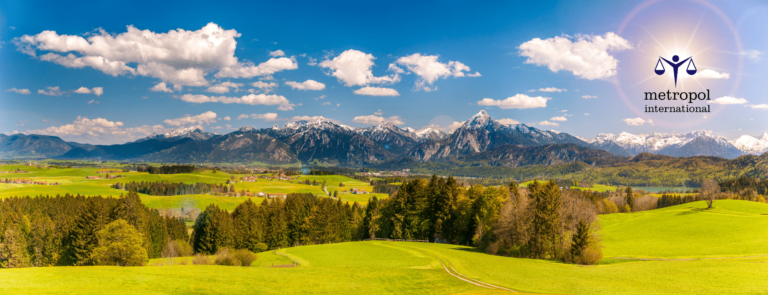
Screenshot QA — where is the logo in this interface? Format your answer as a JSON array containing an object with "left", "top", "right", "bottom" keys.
[{"left": 654, "top": 55, "right": 697, "bottom": 87}]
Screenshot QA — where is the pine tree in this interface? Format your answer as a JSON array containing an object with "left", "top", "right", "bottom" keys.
[
  {"left": 71, "top": 199, "right": 111, "bottom": 265},
  {"left": 232, "top": 199, "right": 263, "bottom": 251},
  {"left": 0, "top": 226, "right": 29, "bottom": 268},
  {"left": 625, "top": 186, "right": 634, "bottom": 211}
]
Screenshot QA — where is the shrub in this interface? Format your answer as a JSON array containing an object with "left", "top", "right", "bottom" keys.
[
  {"left": 254, "top": 243, "right": 268, "bottom": 253},
  {"left": 231, "top": 249, "right": 257, "bottom": 266},
  {"left": 757, "top": 196, "right": 766, "bottom": 203},
  {"left": 91, "top": 219, "right": 147, "bottom": 267},
  {"left": 192, "top": 253, "right": 213, "bottom": 265},
  {"left": 176, "top": 240, "right": 194, "bottom": 257},
  {"left": 214, "top": 248, "right": 257, "bottom": 266},
  {"left": 602, "top": 199, "right": 618, "bottom": 214},
  {"left": 620, "top": 204, "right": 631, "bottom": 213}
]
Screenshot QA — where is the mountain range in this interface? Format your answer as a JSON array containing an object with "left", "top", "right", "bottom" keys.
[{"left": 1, "top": 111, "right": 764, "bottom": 165}]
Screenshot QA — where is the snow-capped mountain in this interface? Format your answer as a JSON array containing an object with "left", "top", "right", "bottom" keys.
[
  {"left": 408, "top": 110, "right": 592, "bottom": 161},
  {"left": 581, "top": 130, "right": 745, "bottom": 159},
  {"left": 730, "top": 133, "right": 768, "bottom": 155},
  {"left": 138, "top": 127, "right": 218, "bottom": 142},
  {"left": 414, "top": 128, "right": 448, "bottom": 142}
]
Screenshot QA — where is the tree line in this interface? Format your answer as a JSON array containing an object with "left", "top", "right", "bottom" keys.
[
  {"left": 112, "top": 181, "right": 232, "bottom": 196},
  {"left": 137, "top": 165, "right": 196, "bottom": 174},
  {"left": 0, "top": 192, "right": 187, "bottom": 268}
]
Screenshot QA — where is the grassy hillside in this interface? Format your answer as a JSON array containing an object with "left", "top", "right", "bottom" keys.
[{"left": 1, "top": 200, "right": 766, "bottom": 294}]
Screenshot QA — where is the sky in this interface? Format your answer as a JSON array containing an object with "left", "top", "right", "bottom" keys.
[{"left": 1, "top": 0, "right": 766, "bottom": 144}]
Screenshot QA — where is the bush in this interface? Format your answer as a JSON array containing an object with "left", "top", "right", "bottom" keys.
[
  {"left": 254, "top": 243, "right": 268, "bottom": 253},
  {"left": 214, "top": 248, "right": 257, "bottom": 266},
  {"left": 602, "top": 199, "right": 618, "bottom": 214},
  {"left": 620, "top": 204, "right": 631, "bottom": 213},
  {"left": 192, "top": 253, "right": 213, "bottom": 265},
  {"left": 92, "top": 219, "right": 148, "bottom": 267},
  {"left": 176, "top": 240, "right": 194, "bottom": 257}
]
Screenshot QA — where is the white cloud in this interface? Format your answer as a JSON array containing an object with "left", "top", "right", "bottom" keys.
[
  {"left": 163, "top": 111, "right": 218, "bottom": 127},
  {"left": 285, "top": 79, "right": 325, "bottom": 90},
  {"left": 16, "top": 23, "right": 298, "bottom": 86},
  {"left": 236, "top": 114, "right": 249, "bottom": 120},
  {"left": 322, "top": 102, "right": 331, "bottom": 105},
  {"left": 73, "top": 86, "right": 103, "bottom": 96},
  {"left": 206, "top": 81, "right": 243, "bottom": 93},
  {"left": 582, "top": 95, "right": 597, "bottom": 99},
  {"left": 353, "top": 86, "right": 400, "bottom": 96},
  {"left": 560, "top": 110, "right": 568, "bottom": 112},
  {"left": 223, "top": 116, "right": 231, "bottom": 121},
  {"left": 313, "top": 95, "right": 327, "bottom": 100},
  {"left": 477, "top": 94, "right": 550, "bottom": 109},
  {"left": 695, "top": 69, "right": 729, "bottom": 79},
  {"left": 249, "top": 113, "right": 279, "bottom": 121},
  {"left": 550, "top": 116, "right": 567, "bottom": 121},
  {"left": 87, "top": 100, "right": 99, "bottom": 105},
  {"left": 584, "top": 113, "right": 590, "bottom": 116},
  {"left": 250, "top": 81, "right": 278, "bottom": 93},
  {"left": 519, "top": 32, "right": 632, "bottom": 80},
  {"left": 352, "top": 115, "right": 405, "bottom": 125},
  {"left": 319, "top": 49, "right": 400, "bottom": 87},
  {"left": 708, "top": 96, "right": 747, "bottom": 105},
  {"left": 38, "top": 86, "right": 62, "bottom": 96},
  {"left": 623, "top": 117, "right": 653, "bottom": 126},
  {"left": 374, "top": 109, "right": 383, "bottom": 115},
  {"left": 269, "top": 50, "right": 285, "bottom": 57},
  {"left": 26, "top": 116, "right": 168, "bottom": 144},
  {"left": 497, "top": 118, "right": 521, "bottom": 125},
  {"left": 150, "top": 82, "right": 174, "bottom": 93},
  {"left": 538, "top": 121, "right": 559, "bottom": 127},
  {"left": 394, "top": 53, "right": 479, "bottom": 91},
  {"left": 537, "top": 87, "right": 567, "bottom": 92},
  {"left": 215, "top": 57, "right": 298, "bottom": 79},
  {"left": 178, "top": 93, "right": 296, "bottom": 110},
  {"left": 6, "top": 88, "right": 31, "bottom": 94},
  {"left": 746, "top": 104, "right": 768, "bottom": 109}
]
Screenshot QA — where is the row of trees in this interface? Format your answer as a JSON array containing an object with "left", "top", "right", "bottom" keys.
[
  {"left": 112, "top": 181, "right": 232, "bottom": 196},
  {"left": 0, "top": 193, "right": 187, "bottom": 268},
  {"left": 190, "top": 194, "right": 363, "bottom": 254},
  {"left": 137, "top": 165, "right": 196, "bottom": 174}
]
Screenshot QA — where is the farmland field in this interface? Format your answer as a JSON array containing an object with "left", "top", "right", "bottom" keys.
[
  {"left": 1, "top": 200, "right": 766, "bottom": 294},
  {"left": 0, "top": 164, "right": 386, "bottom": 211}
]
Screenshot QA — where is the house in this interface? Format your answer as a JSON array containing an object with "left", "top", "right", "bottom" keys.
[
  {"left": 244, "top": 176, "right": 257, "bottom": 182},
  {"left": 257, "top": 191, "right": 265, "bottom": 197}
]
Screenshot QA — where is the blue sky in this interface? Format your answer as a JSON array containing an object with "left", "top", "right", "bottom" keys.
[{"left": 1, "top": 0, "right": 766, "bottom": 144}]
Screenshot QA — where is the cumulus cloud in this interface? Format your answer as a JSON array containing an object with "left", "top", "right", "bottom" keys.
[
  {"left": 708, "top": 96, "right": 747, "bottom": 105},
  {"left": 537, "top": 87, "right": 567, "bottom": 92},
  {"left": 497, "top": 118, "right": 521, "bottom": 125},
  {"left": 250, "top": 81, "right": 278, "bottom": 93},
  {"left": 26, "top": 116, "right": 168, "bottom": 144},
  {"left": 15, "top": 23, "right": 298, "bottom": 86},
  {"left": 178, "top": 94, "right": 295, "bottom": 110},
  {"left": 582, "top": 95, "right": 597, "bottom": 99},
  {"left": 206, "top": 82, "right": 243, "bottom": 93},
  {"left": 538, "top": 121, "right": 559, "bottom": 127},
  {"left": 584, "top": 113, "right": 590, "bottom": 116},
  {"left": 73, "top": 86, "right": 103, "bottom": 96},
  {"left": 353, "top": 86, "right": 400, "bottom": 96},
  {"left": 223, "top": 116, "right": 231, "bottom": 121},
  {"left": 38, "top": 86, "right": 63, "bottom": 96},
  {"left": 374, "top": 109, "right": 383, "bottom": 115},
  {"left": 695, "top": 69, "right": 730, "bottom": 79},
  {"left": 163, "top": 111, "right": 218, "bottom": 126},
  {"left": 352, "top": 115, "right": 405, "bottom": 125},
  {"left": 87, "top": 100, "right": 99, "bottom": 105},
  {"left": 393, "top": 53, "right": 479, "bottom": 91},
  {"left": 623, "top": 117, "right": 653, "bottom": 126},
  {"left": 319, "top": 49, "right": 400, "bottom": 87},
  {"left": 322, "top": 102, "right": 331, "bottom": 105},
  {"left": 550, "top": 116, "right": 567, "bottom": 121},
  {"left": 248, "top": 113, "right": 279, "bottom": 121},
  {"left": 269, "top": 50, "right": 285, "bottom": 57},
  {"left": 6, "top": 88, "right": 31, "bottom": 94},
  {"left": 519, "top": 32, "right": 632, "bottom": 80},
  {"left": 477, "top": 94, "right": 550, "bottom": 109},
  {"left": 150, "top": 82, "right": 174, "bottom": 93},
  {"left": 236, "top": 114, "right": 249, "bottom": 120},
  {"left": 285, "top": 79, "right": 325, "bottom": 90}
]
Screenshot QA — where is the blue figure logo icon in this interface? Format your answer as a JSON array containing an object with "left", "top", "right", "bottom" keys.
[{"left": 654, "top": 55, "right": 696, "bottom": 86}]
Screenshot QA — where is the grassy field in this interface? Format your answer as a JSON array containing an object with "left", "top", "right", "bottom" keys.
[
  {"left": 0, "top": 165, "right": 384, "bottom": 211},
  {"left": 1, "top": 200, "right": 766, "bottom": 294}
]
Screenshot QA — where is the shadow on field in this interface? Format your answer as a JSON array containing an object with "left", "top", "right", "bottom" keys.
[{"left": 676, "top": 207, "right": 706, "bottom": 216}]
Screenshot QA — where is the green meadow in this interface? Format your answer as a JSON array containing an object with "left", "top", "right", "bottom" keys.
[
  {"left": 0, "top": 165, "right": 386, "bottom": 211},
  {"left": 1, "top": 200, "right": 766, "bottom": 294}
]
